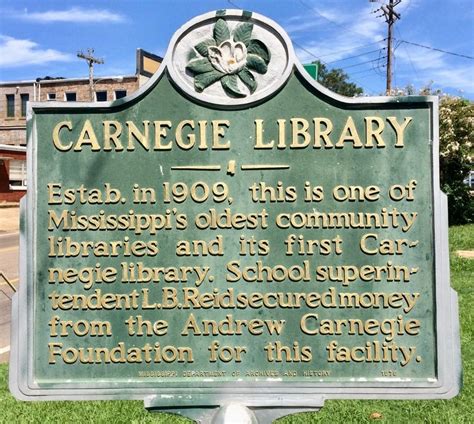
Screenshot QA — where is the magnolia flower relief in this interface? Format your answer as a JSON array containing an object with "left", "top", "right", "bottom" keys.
[{"left": 185, "top": 18, "right": 271, "bottom": 97}]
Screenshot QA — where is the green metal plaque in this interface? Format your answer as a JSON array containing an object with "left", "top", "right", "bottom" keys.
[{"left": 10, "top": 9, "right": 460, "bottom": 420}]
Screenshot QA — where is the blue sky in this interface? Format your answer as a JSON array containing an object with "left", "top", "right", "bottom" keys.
[{"left": 0, "top": 0, "right": 473, "bottom": 98}]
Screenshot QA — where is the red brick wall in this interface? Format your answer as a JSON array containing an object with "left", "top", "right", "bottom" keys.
[
  {"left": 0, "top": 150, "right": 26, "bottom": 202},
  {"left": 0, "top": 76, "right": 139, "bottom": 202},
  {"left": 37, "top": 77, "right": 138, "bottom": 102},
  {"left": 0, "top": 77, "right": 139, "bottom": 147},
  {"left": 0, "top": 190, "right": 24, "bottom": 202}
]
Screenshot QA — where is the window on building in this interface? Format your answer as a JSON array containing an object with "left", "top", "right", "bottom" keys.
[
  {"left": 95, "top": 91, "right": 107, "bottom": 102},
  {"left": 6, "top": 94, "right": 15, "bottom": 118},
  {"left": 65, "top": 92, "right": 77, "bottom": 102},
  {"left": 9, "top": 159, "right": 27, "bottom": 190},
  {"left": 115, "top": 90, "right": 127, "bottom": 99},
  {"left": 48, "top": 93, "right": 56, "bottom": 101},
  {"left": 21, "top": 93, "right": 29, "bottom": 117}
]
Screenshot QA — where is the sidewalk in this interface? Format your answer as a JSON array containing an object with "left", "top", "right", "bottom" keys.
[
  {"left": 0, "top": 205, "right": 19, "bottom": 233},
  {"left": 0, "top": 206, "right": 18, "bottom": 363}
]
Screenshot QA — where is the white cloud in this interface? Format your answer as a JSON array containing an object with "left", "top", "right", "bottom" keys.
[
  {"left": 396, "top": 45, "right": 445, "bottom": 70},
  {"left": 284, "top": 0, "right": 473, "bottom": 96},
  {"left": 284, "top": 8, "right": 346, "bottom": 36},
  {"left": 396, "top": 45, "right": 474, "bottom": 94},
  {"left": 349, "top": 16, "right": 385, "bottom": 41},
  {"left": 16, "top": 7, "right": 125, "bottom": 23},
  {"left": 287, "top": 4, "right": 386, "bottom": 63},
  {"left": 431, "top": 66, "right": 474, "bottom": 94},
  {"left": 295, "top": 10, "right": 385, "bottom": 63},
  {"left": 285, "top": 18, "right": 321, "bottom": 35},
  {"left": 315, "top": 8, "right": 345, "bottom": 24},
  {"left": 0, "top": 35, "right": 73, "bottom": 68}
]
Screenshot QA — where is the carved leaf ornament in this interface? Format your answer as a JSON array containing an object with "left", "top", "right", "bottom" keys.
[{"left": 185, "top": 18, "right": 271, "bottom": 97}]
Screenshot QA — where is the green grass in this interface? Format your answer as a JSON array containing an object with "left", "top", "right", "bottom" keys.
[{"left": 1, "top": 225, "right": 473, "bottom": 423}]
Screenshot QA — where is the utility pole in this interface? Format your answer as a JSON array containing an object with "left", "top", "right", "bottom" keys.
[
  {"left": 77, "top": 48, "right": 104, "bottom": 101},
  {"left": 372, "top": 0, "right": 401, "bottom": 95}
]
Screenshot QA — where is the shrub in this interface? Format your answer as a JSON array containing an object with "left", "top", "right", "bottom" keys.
[{"left": 438, "top": 96, "right": 473, "bottom": 225}]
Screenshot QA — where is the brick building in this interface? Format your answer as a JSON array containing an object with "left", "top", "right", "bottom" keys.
[{"left": 0, "top": 49, "right": 162, "bottom": 202}]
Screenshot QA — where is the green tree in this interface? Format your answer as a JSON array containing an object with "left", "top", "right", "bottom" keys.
[
  {"left": 314, "top": 61, "right": 363, "bottom": 97},
  {"left": 381, "top": 84, "right": 472, "bottom": 225},
  {"left": 438, "top": 96, "right": 473, "bottom": 225}
]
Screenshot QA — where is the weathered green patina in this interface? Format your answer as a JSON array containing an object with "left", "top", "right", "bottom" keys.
[{"left": 10, "top": 9, "right": 460, "bottom": 420}]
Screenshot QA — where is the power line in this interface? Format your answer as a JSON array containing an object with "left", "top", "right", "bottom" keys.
[
  {"left": 226, "top": 0, "right": 241, "bottom": 8},
  {"left": 77, "top": 48, "right": 104, "bottom": 101},
  {"left": 372, "top": 0, "right": 402, "bottom": 94},
  {"left": 227, "top": 0, "right": 389, "bottom": 75},
  {"left": 395, "top": 27, "right": 420, "bottom": 82},
  {"left": 227, "top": 0, "right": 381, "bottom": 94},
  {"left": 353, "top": 73, "right": 384, "bottom": 81},
  {"left": 374, "top": 48, "right": 388, "bottom": 76},
  {"left": 317, "top": 39, "right": 387, "bottom": 59},
  {"left": 340, "top": 56, "right": 388, "bottom": 70},
  {"left": 226, "top": 0, "right": 327, "bottom": 63},
  {"left": 297, "top": 0, "right": 373, "bottom": 39},
  {"left": 397, "top": 39, "right": 474, "bottom": 60},
  {"left": 348, "top": 75, "right": 381, "bottom": 95},
  {"left": 350, "top": 64, "right": 386, "bottom": 76},
  {"left": 326, "top": 48, "right": 385, "bottom": 64},
  {"left": 400, "top": 0, "right": 414, "bottom": 16},
  {"left": 393, "top": 40, "right": 402, "bottom": 89},
  {"left": 293, "top": 41, "right": 325, "bottom": 63},
  {"left": 297, "top": 0, "right": 346, "bottom": 28}
]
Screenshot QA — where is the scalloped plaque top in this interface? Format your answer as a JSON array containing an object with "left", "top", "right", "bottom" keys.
[{"left": 168, "top": 10, "right": 294, "bottom": 107}]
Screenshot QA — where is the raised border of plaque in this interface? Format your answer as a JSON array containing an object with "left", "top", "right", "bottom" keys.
[{"left": 9, "top": 9, "right": 461, "bottom": 420}]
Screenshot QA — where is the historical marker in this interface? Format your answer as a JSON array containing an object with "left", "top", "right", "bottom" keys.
[{"left": 10, "top": 10, "right": 461, "bottom": 423}]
